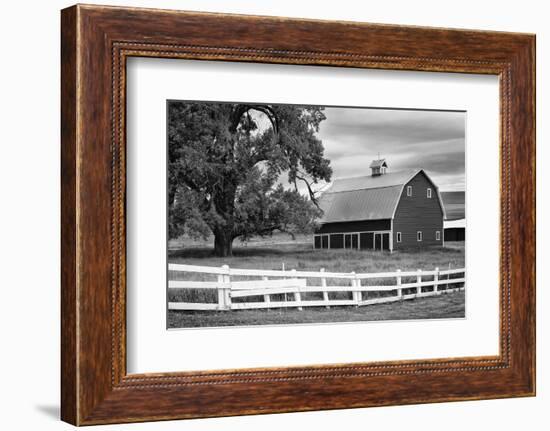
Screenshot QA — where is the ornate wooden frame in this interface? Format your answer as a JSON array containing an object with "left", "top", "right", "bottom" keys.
[{"left": 61, "top": 4, "right": 535, "bottom": 425}]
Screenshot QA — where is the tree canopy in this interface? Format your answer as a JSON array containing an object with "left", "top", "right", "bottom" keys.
[{"left": 168, "top": 101, "right": 332, "bottom": 256}]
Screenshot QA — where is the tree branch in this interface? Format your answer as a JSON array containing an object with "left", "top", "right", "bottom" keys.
[
  {"left": 229, "top": 104, "right": 279, "bottom": 137},
  {"left": 248, "top": 105, "right": 279, "bottom": 136},
  {"left": 295, "top": 173, "right": 320, "bottom": 208}
]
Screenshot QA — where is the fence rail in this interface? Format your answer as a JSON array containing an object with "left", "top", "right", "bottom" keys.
[{"left": 168, "top": 264, "right": 465, "bottom": 311}]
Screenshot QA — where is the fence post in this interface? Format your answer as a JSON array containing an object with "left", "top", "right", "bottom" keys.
[
  {"left": 352, "top": 272, "right": 360, "bottom": 305},
  {"left": 416, "top": 269, "right": 422, "bottom": 297},
  {"left": 262, "top": 276, "right": 271, "bottom": 308},
  {"left": 291, "top": 269, "right": 302, "bottom": 310},
  {"left": 434, "top": 267, "right": 440, "bottom": 294},
  {"left": 396, "top": 269, "right": 402, "bottom": 299},
  {"left": 321, "top": 268, "right": 330, "bottom": 309},
  {"left": 282, "top": 264, "right": 288, "bottom": 302},
  {"left": 446, "top": 262, "right": 451, "bottom": 292},
  {"left": 222, "top": 264, "right": 231, "bottom": 310},
  {"left": 217, "top": 270, "right": 225, "bottom": 310}
]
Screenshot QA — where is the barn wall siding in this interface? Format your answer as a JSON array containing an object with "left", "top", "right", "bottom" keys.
[
  {"left": 393, "top": 172, "right": 444, "bottom": 249},
  {"left": 316, "top": 219, "right": 391, "bottom": 234}
]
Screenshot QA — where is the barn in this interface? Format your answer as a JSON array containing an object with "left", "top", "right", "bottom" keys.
[
  {"left": 443, "top": 218, "right": 465, "bottom": 241},
  {"left": 441, "top": 191, "right": 465, "bottom": 241},
  {"left": 313, "top": 159, "right": 446, "bottom": 251}
]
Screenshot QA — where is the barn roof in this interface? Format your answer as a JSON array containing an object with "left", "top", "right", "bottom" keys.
[
  {"left": 327, "top": 170, "right": 417, "bottom": 193},
  {"left": 319, "top": 186, "right": 403, "bottom": 222},
  {"left": 444, "top": 218, "right": 465, "bottom": 229},
  {"left": 318, "top": 169, "right": 443, "bottom": 223},
  {"left": 441, "top": 191, "right": 465, "bottom": 221}
]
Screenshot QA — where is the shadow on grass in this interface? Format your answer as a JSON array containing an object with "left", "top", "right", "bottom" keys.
[
  {"left": 168, "top": 290, "right": 466, "bottom": 328},
  {"left": 170, "top": 244, "right": 463, "bottom": 259},
  {"left": 169, "top": 246, "right": 316, "bottom": 259}
]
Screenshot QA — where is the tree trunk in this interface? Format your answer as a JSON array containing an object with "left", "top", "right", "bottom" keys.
[
  {"left": 213, "top": 230, "right": 234, "bottom": 257},
  {"left": 211, "top": 180, "right": 237, "bottom": 257}
]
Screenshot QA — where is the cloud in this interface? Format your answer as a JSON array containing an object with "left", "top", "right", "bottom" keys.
[{"left": 317, "top": 107, "right": 465, "bottom": 191}]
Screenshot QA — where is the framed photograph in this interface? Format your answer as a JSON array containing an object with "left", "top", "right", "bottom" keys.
[
  {"left": 61, "top": 4, "right": 535, "bottom": 425},
  {"left": 164, "top": 101, "right": 466, "bottom": 330}
]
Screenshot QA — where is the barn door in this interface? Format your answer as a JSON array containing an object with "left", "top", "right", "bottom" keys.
[
  {"left": 382, "top": 233, "right": 390, "bottom": 250},
  {"left": 344, "top": 234, "right": 351, "bottom": 249},
  {"left": 374, "top": 233, "right": 382, "bottom": 250},
  {"left": 344, "top": 234, "right": 359, "bottom": 249},
  {"left": 360, "top": 232, "right": 373, "bottom": 250},
  {"left": 374, "top": 233, "right": 390, "bottom": 251}
]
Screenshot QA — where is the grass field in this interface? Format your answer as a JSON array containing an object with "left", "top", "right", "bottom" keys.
[
  {"left": 167, "top": 234, "right": 465, "bottom": 327},
  {"left": 169, "top": 234, "right": 465, "bottom": 275},
  {"left": 168, "top": 290, "right": 465, "bottom": 328}
]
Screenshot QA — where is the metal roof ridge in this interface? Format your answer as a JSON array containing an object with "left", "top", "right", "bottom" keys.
[
  {"left": 323, "top": 184, "right": 403, "bottom": 194},
  {"left": 331, "top": 168, "right": 416, "bottom": 181},
  {"left": 328, "top": 169, "right": 420, "bottom": 193}
]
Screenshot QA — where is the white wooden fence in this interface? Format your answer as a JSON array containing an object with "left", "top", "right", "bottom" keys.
[{"left": 168, "top": 264, "right": 465, "bottom": 311}]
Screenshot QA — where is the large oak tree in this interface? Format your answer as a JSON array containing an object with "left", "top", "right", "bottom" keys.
[{"left": 168, "top": 101, "right": 332, "bottom": 256}]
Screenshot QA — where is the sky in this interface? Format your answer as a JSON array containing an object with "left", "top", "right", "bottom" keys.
[{"left": 315, "top": 107, "right": 466, "bottom": 192}]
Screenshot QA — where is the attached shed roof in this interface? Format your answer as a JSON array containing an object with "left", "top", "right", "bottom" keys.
[{"left": 444, "top": 218, "right": 465, "bottom": 229}]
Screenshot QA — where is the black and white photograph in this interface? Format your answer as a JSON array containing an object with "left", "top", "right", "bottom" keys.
[
  {"left": 167, "top": 101, "right": 466, "bottom": 329},
  {"left": 1, "top": 0, "right": 542, "bottom": 429}
]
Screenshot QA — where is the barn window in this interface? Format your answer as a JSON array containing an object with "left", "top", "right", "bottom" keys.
[
  {"left": 436, "top": 231, "right": 441, "bottom": 241},
  {"left": 396, "top": 232, "right": 402, "bottom": 243},
  {"left": 407, "top": 186, "right": 412, "bottom": 196},
  {"left": 427, "top": 188, "right": 432, "bottom": 198},
  {"left": 417, "top": 231, "right": 423, "bottom": 242}
]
